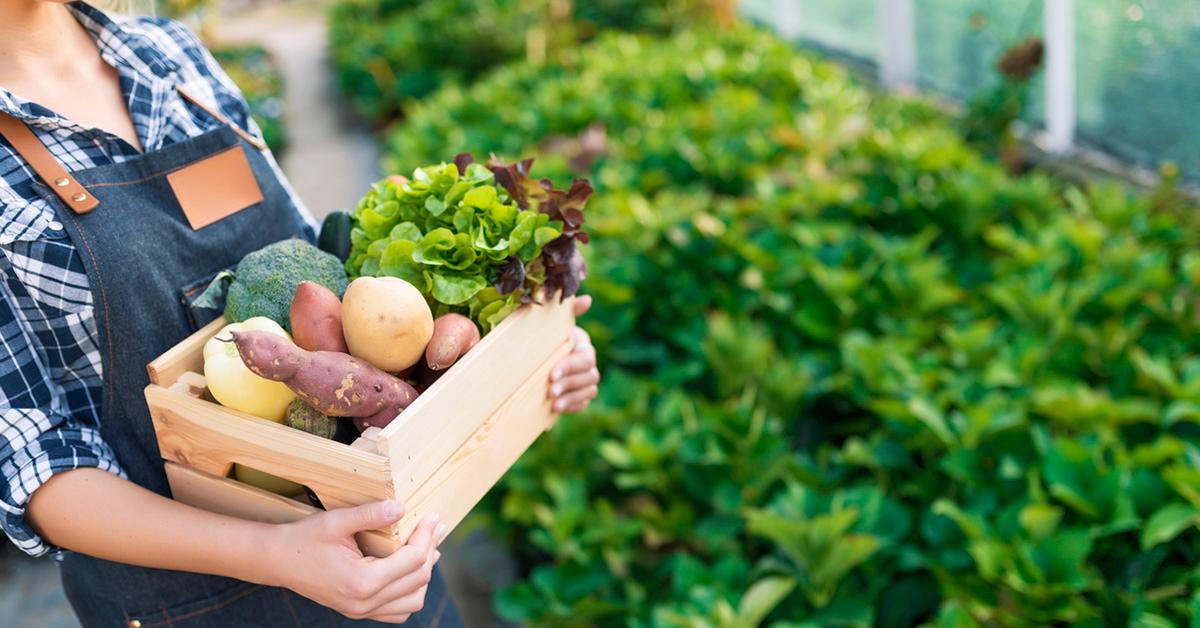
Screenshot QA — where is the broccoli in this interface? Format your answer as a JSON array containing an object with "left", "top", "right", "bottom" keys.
[{"left": 223, "top": 239, "right": 349, "bottom": 330}]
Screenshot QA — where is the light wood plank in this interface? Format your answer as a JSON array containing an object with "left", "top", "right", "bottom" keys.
[
  {"left": 379, "top": 298, "right": 575, "bottom": 502},
  {"left": 165, "top": 463, "right": 399, "bottom": 557},
  {"left": 147, "top": 317, "right": 226, "bottom": 387},
  {"left": 146, "top": 385, "right": 394, "bottom": 510},
  {"left": 392, "top": 340, "right": 573, "bottom": 543}
]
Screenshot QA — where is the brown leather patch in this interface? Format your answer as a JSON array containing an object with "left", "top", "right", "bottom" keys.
[{"left": 167, "top": 146, "right": 263, "bottom": 230}]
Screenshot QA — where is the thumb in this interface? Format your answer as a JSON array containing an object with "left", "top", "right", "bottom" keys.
[{"left": 322, "top": 500, "right": 404, "bottom": 538}]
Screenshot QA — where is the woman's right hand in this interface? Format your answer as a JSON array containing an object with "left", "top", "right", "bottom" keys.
[{"left": 263, "top": 500, "right": 444, "bottom": 623}]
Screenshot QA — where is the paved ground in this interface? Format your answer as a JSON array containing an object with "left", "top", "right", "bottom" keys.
[
  {"left": 0, "top": 548, "right": 77, "bottom": 628},
  {"left": 0, "top": 3, "right": 514, "bottom": 626}
]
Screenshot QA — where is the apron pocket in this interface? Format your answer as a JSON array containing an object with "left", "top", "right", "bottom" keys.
[
  {"left": 123, "top": 581, "right": 266, "bottom": 628},
  {"left": 179, "top": 267, "right": 232, "bottom": 331}
]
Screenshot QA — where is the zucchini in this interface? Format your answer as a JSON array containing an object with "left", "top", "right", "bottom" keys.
[{"left": 317, "top": 211, "right": 354, "bottom": 262}]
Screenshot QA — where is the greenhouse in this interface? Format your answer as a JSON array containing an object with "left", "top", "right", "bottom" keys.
[{"left": 0, "top": 1, "right": 1198, "bottom": 627}]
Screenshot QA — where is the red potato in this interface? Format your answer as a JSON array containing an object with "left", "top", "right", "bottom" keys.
[
  {"left": 228, "top": 330, "right": 417, "bottom": 429},
  {"left": 425, "top": 313, "right": 481, "bottom": 371},
  {"left": 289, "top": 281, "right": 348, "bottom": 353}
]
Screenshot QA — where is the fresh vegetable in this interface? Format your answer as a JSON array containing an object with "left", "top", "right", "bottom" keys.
[
  {"left": 227, "top": 330, "right": 418, "bottom": 429},
  {"left": 233, "top": 465, "right": 304, "bottom": 497},
  {"left": 289, "top": 281, "right": 348, "bottom": 353},
  {"left": 317, "top": 211, "right": 354, "bottom": 262},
  {"left": 223, "top": 239, "right": 350, "bottom": 330},
  {"left": 425, "top": 313, "right": 480, "bottom": 370},
  {"left": 345, "top": 153, "right": 590, "bottom": 332},
  {"left": 203, "top": 317, "right": 296, "bottom": 422},
  {"left": 283, "top": 397, "right": 338, "bottom": 439},
  {"left": 341, "top": 276, "right": 434, "bottom": 371}
]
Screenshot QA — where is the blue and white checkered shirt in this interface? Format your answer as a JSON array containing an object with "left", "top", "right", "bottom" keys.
[{"left": 0, "top": 2, "right": 311, "bottom": 556}]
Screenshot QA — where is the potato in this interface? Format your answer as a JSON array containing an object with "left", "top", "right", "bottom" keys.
[
  {"left": 229, "top": 330, "right": 418, "bottom": 427},
  {"left": 290, "top": 281, "right": 348, "bottom": 353},
  {"left": 425, "top": 313, "right": 481, "bottom": 371},
  {"left": 341, "top": 276, "right": 434, "bottom": 371}
]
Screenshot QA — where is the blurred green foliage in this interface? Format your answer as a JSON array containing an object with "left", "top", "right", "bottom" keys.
[
  {"left": 211, "top": 46, "right": 287, "bottom": 154},
  {"left": 384, "top": 27, "right": 1200, "bottom": 626},
  {"left": 152, "top": 2, "right": 287, "bottom": 153},
  {"left": 326, "top": 0, "right": 709, "bottom": 124}
]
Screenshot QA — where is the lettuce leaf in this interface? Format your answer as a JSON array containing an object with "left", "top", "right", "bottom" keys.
[{"left": 347, "top": 153, "right": 590, "bottom": 332}]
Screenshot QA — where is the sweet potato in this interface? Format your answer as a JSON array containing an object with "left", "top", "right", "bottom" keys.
[
  {"left": 290, "top": 281, "right": 348, "bottom": 353},
  {"left": 228, "top": 330, "right": 417, "bottom": 428},
  {"left": 425, "top": 313, "right": 481, "bottom": 371}
]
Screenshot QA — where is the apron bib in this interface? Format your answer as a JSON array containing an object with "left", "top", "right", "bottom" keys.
[{"left": 1, "top": 94, "right": 459, "bottom": 628}]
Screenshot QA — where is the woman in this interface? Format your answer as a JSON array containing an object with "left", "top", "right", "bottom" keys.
[{"left": 0, "top": 1, "right": 601, "bottom": 625}]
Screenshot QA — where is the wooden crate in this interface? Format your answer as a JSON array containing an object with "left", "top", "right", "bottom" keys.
[{"left": 144, "top": 297, "right": 576, "bottom": 557}]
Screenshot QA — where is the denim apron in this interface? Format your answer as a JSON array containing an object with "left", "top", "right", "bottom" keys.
[{"left": 0, "top": 96, "right": 459, "bottom": 628}]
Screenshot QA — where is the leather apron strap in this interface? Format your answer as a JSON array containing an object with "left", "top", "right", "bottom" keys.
[
  {"left": 0, "top": 113, "right": 99, "bottom": 214},
  {"left": 0, "top": 85, "right": 265, "bottom": 216}
]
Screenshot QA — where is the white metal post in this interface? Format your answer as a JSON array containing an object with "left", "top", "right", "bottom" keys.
[
  {"left": 773, "top": 0, "right": 803, "bottom": 40},
  {"left": 876, "top": 0, "right": 916, "bottom": 91},
  {"left": 1044, "top": 0, "right": 1076, "bottom": 153}
]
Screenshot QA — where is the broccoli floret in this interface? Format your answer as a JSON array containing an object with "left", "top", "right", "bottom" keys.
[{"left": 224, "top": 239, "right": 349, "bottom": 330}]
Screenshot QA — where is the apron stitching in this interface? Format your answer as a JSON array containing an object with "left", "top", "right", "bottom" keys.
[
  {"left": 60, "top": 207, "right": 118, "bottom": 416},
  {"left": 161, "top": 607, "right": 173, "bottom": 628},
  {"left": 31, "top": 144, "right": 242, "bottom": 191},
  {"left": 280, "top": 589, "right": 303, "bottom": 627},
  {"left": 140, "top": 585, "right": 265, "bottom": 626}
]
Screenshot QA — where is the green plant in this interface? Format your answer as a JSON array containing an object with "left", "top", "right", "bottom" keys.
[
  {"left": 387, "top": 26, "right": 1200, "bottom": 627},
  {"left": 345, "top": 155, "right": 589, "bottom": 331},
  {"left": 326, "top": 0, "right": 709, "bottom": 124}
]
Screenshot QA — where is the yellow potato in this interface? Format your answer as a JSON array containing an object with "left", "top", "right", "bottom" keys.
[{"left": 341, "top": 276, "right": 434, "bottom": 371}]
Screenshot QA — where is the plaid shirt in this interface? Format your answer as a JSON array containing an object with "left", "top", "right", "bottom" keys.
[{"left": 0, "top": 2, "right": 311, "bottom": 556}]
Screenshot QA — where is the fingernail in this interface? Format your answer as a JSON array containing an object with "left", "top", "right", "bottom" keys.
[
  {"left": 435, "top": 523, "right": 448, "bottom": 539},
  {"left": 383, "top": 501, "right": 399, "bottom": 519},
  {"left": 554, "top": 400, "right": 565, "bottom": 412},
  {"left": 552, "top": 368, "right": 563, "bottom": 381},
  {"left": 434, "top": 551, "right": 442, "bottom": 562},
  {"left": 550, "top": 383, "right": 562, "bottom": 397}
]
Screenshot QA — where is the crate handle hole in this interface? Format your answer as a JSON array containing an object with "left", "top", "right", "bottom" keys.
[{"left": 226, "top": 463, "right": 325, "bottom": 510}]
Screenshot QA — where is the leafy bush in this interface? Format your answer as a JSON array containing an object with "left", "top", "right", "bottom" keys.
[
  {"left": 326, "top": 0, "right": 708, "bottom": 124},
  {"left": 389, "top": 28, "right": 1200, "bottom": 626}
]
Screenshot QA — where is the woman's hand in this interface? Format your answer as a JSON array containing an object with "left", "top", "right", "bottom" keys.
[
  {"left": 264, "top": 501, "right": 443, "bottom": 623},
  {"left": 549, "top": 295, "right": 600, "bottom": 413}
]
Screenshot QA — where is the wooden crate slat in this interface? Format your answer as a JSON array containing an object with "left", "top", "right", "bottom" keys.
[
  {"left": 165, "top": 462, "right": 399, "bottom": 557},
  {"left": 379, "top": 297, "right": 575, "bottom": 502},
  {"left": 392, "top": 340, "right": 572, "bottom": 543},
  {"left": 147, "top": 317, "right": 226, "bottom": 387},
  {"left": 147, "top": 385, "right": 394, "bottom": 510},
  {"left": 146, "top": 300, "right": 578, "bottom": 558}
]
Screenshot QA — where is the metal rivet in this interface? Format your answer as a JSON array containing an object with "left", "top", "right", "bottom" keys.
[
  {"left": 71, "top": 192, "right": 88, "bottom": 203},
  {"left": 128, "top": 621, "right": 142, "bottom": 628},
  {"left": 53, "top": 177, "right": 70, "bottom": 187}
]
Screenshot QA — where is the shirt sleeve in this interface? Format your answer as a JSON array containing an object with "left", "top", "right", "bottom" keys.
[{"left": 0, "top": 254, "right": 125, "bottom": 557}]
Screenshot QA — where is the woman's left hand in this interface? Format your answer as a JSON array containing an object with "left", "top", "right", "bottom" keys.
[{"left": 549, "top": 295, "right": 599, "bottom": 413}]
